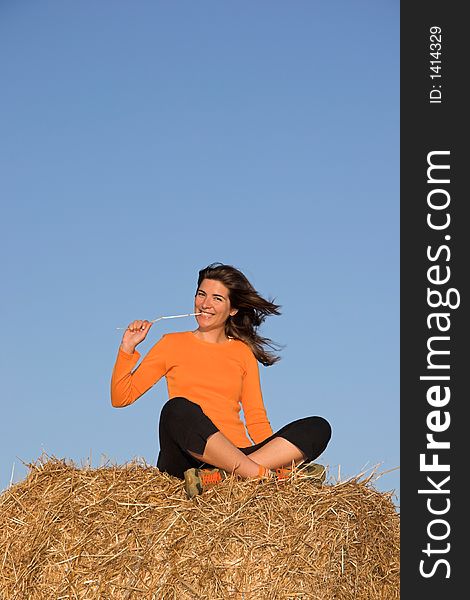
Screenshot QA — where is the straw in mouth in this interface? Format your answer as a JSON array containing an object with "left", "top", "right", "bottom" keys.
[{"left": 116, "top": 312, "right": 201, "bottom": 330}]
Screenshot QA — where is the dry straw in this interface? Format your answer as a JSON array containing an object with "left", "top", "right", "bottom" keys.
[{"left": 0, "top": 456, "right": 399, "bottom": 599}]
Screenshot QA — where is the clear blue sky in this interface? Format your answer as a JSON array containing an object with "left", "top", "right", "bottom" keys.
[{"left": 0, "top": 1, "right": 399, "bottom": 501}]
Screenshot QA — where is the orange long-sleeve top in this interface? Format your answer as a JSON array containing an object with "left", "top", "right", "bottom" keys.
[{"left": 111, "top": 331, "right": 273, "bottom": 447}]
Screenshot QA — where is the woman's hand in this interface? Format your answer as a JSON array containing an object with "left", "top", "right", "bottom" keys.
[{"left": 120, "top": 320, "right": 153, "bottom": 354}]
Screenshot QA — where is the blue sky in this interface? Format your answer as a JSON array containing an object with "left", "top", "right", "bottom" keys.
[{"left": 0, "top": 1, "right": 399, "bottom": 501}]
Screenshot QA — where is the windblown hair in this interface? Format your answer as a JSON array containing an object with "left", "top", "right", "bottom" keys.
[{"left": 197, "top": 263, "right": 282, "bottom": 366}]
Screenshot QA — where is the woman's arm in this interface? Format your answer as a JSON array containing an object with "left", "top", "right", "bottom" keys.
[
  {"left": 240, "top": 351, "right": 273, "bottom": 443},
  {"left": 110, "top": 321, "right": 166, "bottom": 407}
]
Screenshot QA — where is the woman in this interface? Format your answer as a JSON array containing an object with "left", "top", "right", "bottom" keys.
[{"left": 111, "top": 262, "right": 332, "bottom": 498}]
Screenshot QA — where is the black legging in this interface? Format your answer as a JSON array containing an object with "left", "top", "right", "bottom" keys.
[{"left": 157, "top": 397, "right": 332, "bottom": 479}]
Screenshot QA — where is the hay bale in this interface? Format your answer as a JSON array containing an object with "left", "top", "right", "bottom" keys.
[{"left": 0, "top": 456, "right": 399, "bottom": 599}]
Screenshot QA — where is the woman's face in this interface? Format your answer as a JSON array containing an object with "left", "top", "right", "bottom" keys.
[{"left": 194, "top": 278, "right": 238, "bottom": 331}]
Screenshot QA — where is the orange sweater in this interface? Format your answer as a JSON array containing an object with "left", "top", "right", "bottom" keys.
[{"left": 111, "top": 331, "right": 273, "bottom": 447}]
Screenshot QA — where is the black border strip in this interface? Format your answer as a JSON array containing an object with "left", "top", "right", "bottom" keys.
[{"left": 400, "top": 1, "right": 466, "bottom": 596}]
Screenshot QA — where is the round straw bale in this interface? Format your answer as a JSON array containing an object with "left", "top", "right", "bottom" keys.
[{"left": 0, "top": 456, "right": 399, "bottom": 599}]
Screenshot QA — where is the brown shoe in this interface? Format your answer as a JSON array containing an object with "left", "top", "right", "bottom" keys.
[
  {"left": 274, "top": 462, "right": 326, "bottom": 483},
  {"left": 184, "top": 467, "right": 227, "bottom": 499}
]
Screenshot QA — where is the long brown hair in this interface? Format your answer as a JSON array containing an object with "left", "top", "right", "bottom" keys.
[{"left": 196, "top": 262, "right": 282, "bottom": 366}]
